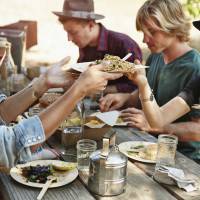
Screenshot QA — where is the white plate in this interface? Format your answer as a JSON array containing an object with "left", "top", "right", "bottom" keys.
[
  {"left": 192, "top": 104, "right": 200, "bottom": 109},
  {"left": 119, "top": 141, "right": 156, "bottom": 163},
  {"left": 10, "top": 160, "right": 78, "bottom": 188},
  {"left": 69, "top": 62, "right": 93, "bottom": 72}
]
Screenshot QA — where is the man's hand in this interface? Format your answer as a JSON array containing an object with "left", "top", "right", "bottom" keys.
[
  {"left": 99, "top": 93, "right": 131, "bottom": 112},
  {"left": 44, "top": 56, "right": 79, "bottom": 88},
  {"left": 76, "top": 64, "right": 123, "bottom": 96},
  {"left": 120, "top": 107, "right": 151, "bottom": 131}
]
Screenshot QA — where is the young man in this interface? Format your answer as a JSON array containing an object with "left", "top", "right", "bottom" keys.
[
  {"left": 127, "top": 20, "right": 200, "bottom": 162},
  {"left": 100, "top": 0, "right": 200, "bottom": 162},
  {"left": 53, "top": 0, "right": 142, "bottom": 93}
]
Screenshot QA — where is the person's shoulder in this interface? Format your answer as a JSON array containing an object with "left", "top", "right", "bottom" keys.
[
  {"left": 146, "top": 53, "right": 162, "bottom": 63},
  {"left": 182, "top": 49, "right": 200, "bottom": 61},
  {"left": 107, "top": 29, "right": 137, "bottom": 44},
  {"left": 178, "top": 49, "right": 200, "bottom": 69}
]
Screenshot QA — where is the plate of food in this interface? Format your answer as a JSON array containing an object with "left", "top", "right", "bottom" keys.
[
  {"left": 10, "top": 160, "right": 78, "bottom": 188},
  {"left": 90, "top": 111, "right": 128, "bottom": 127},
  {"left": 118, "top": 141, "right": 158, "bottom": 163},
  {"left": 67, "top": 54, "right": 148, "bottom": 74},
  {"left": 84, "top": 118, "right": 105, "bottom": 128},
  {"left": 60, "top": 117, "right": 105, "bottom": 129},
  {"left": 96, "top": 54, "right": 149, "bottom": 73},
  {"left": 59, "top": 113, "right": 127, "bottom": 129}
]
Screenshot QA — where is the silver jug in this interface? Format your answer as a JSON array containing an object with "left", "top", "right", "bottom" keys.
[{"left": 88, "top": 130, "right": 127, "bottom": 196}]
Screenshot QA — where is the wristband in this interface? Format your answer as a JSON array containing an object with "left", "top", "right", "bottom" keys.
[{"left": 139, "top": 91, "right": 154, "bottom": 102}]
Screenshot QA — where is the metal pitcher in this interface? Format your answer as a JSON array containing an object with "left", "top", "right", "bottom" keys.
[{"left": 88, "top": 130, "right": 127, "bottom": 196}]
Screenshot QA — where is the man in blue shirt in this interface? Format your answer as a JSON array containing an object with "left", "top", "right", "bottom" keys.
[{"left": 0, "top": 55, "right": 122, "bottom": 167}]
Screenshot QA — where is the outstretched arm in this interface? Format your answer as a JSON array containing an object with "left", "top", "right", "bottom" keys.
[
  {"left": 0, "top": 64, "right": 122, "bottom": 167},
  {"left": 40, "top": 64, "right": 123, "bottom": 137},
  {"left": 146, "top": 117, "right": 200, "bottom": 142},
  {"left": 0, "top": 56, "right": 72, "bottom": 123}
]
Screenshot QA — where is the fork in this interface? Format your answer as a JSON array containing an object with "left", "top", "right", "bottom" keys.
[{"left": 37, "top": 176, "right": 56, "bottom": 200}]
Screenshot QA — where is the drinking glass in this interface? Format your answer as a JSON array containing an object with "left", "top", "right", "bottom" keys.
[
  {"left": 60, "top": 100, "right": 85, "bottom": 162},
  {"left": 76, "top": 100, "right": 85, "bottom": 136},
  {"left": 76, "top": 139, "right": 97, "bottom": 171},
  {"left": 61, "top": 127, "right": 82, "bottom": 162},
  {"left": 154, "top": 134, "right": 178, "bottom": 184},
  {"left": 155, "top": 134, "right": 178, "bottom": 169}
]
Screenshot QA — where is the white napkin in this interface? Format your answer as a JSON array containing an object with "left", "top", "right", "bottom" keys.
[
  {"left": 91, "top": 111, "right": 120, "bottom": 126},
  {"left": 158, "top": 166, "right": 197, "bottom": 192}
]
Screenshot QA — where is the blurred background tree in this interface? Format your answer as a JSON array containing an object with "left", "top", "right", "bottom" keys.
[{"left": 182, "top": 0, "right": 200, "bottom": 18}]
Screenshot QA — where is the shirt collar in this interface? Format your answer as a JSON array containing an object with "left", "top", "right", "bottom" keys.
[{"left": 97, "top": 23, "right": 109, "bottom": 51}]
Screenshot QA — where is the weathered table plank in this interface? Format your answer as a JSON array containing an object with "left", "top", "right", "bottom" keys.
[
  {"left": 0, "top": 172, "right": 95, "bottom": 200},
  {"left": 115, "top": 128, "right": 200, "bottom": 200},
  {"left": 48, "top": 130, "right": 178, "bottom": 200},
  {"left": 79, "top": 161, "right": 177, "bottom": 200}
]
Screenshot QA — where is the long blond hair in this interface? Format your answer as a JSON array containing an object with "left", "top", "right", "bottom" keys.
[{"left": 136, "top": 0, "right": 191, "bottom": 42}]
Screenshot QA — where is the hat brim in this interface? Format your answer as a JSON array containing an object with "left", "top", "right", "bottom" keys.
[
  {"left": 193, "top": 20, "right": 200, "bottom": 31},
  {"left": 53, "top": 11, "right": 105, "bottom": 20}
]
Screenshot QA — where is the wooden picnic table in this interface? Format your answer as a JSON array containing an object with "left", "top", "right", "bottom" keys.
[{"left": 0, "top": 127, "right": 200, "bottom": 200}]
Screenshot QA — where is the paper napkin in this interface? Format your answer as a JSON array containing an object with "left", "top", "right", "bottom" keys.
[
  {"left": 91, "top": 111, "right": 120, "bottom": 126},
  {"left": 156, "top": 166, "right": 197, "bottom": 192}
]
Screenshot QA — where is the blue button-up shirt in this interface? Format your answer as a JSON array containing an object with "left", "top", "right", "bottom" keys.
[
  {"left": 78, "top": 23, "right": 142, "bottom": 93},
  {"left": 0, "top": 94, "right": 45, "bottom": 167}
]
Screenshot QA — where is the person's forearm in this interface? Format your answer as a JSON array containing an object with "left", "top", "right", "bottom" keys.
[
  {"left": 39, "top": 82, "right": 86, "bottom": 138},
  {"left": 137, "top": 78, "right": 190, "bottom": 128},
  {"left": 150, "top": 122, "right": 200, "bottom": 142},
  {"left": 139, "top": 83, "right": 164, "bottom": 128},
  {"left": 127, "top": 90, "right": 139, "bottom": 107},
  {"left": 0, "top": 76, "right": 48, "bottom": 123}
]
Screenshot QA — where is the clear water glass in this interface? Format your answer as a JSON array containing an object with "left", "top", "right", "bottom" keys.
[
  {"left": 77, "top": 139, "right": 97, "bottom": 171},
  {"left": 76, "top": 100, "right": 85, "bottom": 136},
  {"left": 155, "top": 134, "right": 178, "bottom": 169},
  {"left": 61, "top": 126, "right": 82, "bottom": 160},
  {"left": 154, "top": 134, "right": 178, "bottom": 184}
]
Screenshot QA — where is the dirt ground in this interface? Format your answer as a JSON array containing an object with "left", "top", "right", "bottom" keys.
[{"left": 0, "top": 0, "right": 200, "bottom": 67}]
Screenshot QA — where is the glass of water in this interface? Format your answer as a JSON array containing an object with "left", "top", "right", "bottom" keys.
[
  {"left": 154, "top": 134, "right": 178, "bottom": 184},
  {"left": 155, "top": 134, "right": 178, "bottom": 169},
  {"left": 76, "top": 139, "right": 97, "bottom": 171},
  {"left": 61, "top": 127, "right": 82, "bottom": 162}
]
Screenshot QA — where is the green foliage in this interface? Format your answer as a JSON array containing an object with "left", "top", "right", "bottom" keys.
[{"left": 182, "top": 0, "right": 200, "bottom": 18}]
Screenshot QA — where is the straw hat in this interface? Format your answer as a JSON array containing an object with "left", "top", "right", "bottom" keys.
[{"left": 53, "top": 0, "right": 105, "bottom": 20}]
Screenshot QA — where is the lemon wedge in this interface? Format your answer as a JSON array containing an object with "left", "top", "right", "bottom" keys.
[{"left": 52, "top": 162, "right": 77, "bottom": 171}]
